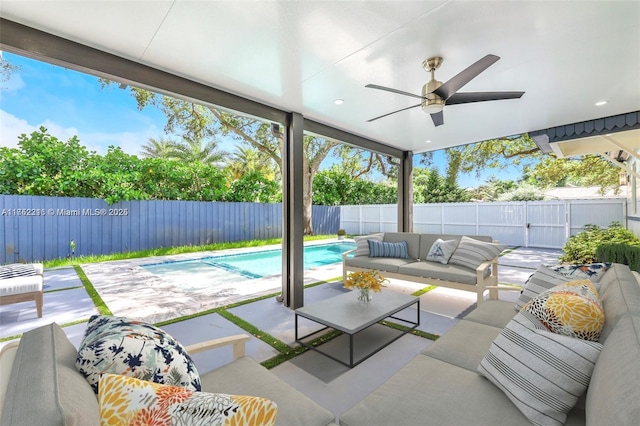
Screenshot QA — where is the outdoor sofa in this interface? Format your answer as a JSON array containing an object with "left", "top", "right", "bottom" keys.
[
  {"left": 0, "top": 322, "right": 336, "bottom": 425},
  {"left": 340, "top": 262, "right": 640, "bottom": 425},
  {"left": 343, "top": 232, "right": 505, "bottom": 304},
  {"left": 0, "top": 263, "right": 44, "bottom": 318}
]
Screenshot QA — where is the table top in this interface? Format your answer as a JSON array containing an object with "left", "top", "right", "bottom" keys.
[{"left": 295, "top": 290, "right": 418, "bottom": 334}]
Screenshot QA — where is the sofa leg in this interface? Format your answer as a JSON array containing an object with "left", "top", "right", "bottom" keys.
[
  {"left": 489, "top": 288, "right": 498, "bottom": 300},
  {"left": 35, "top": 291, "right": 44, "bottom": 318}
]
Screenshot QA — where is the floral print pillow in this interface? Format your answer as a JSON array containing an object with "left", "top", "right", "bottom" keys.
[
  {"left": 76, "top": 315, "right": 201, "bottom": 394},
  {"left": 523, "top": 279, "right": 605, "bottom": 342},
  {"left": 98, "top": 374, "right": 278, "bottom": 426}
]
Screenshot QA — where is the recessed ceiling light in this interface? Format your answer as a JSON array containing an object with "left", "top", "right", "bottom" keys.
[
  {"left": 425, "top": 140, "right": 432, "bottom": 144},
  {"left": 595, "top": 101, "right": 607, "bottom": 106},
  {"left": 334, "top": 99, "right": 344, "bottom": 105}
]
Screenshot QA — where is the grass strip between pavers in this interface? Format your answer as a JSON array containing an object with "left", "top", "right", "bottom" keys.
[
  {"left": 74, "top": 265, "right": 112, "bottom": 316},
  {"left": 380, "top": 320, "right": 439, "bottom": 341},
  {"left": 44, "top": 285, "right": 84, "bottom": 293}
]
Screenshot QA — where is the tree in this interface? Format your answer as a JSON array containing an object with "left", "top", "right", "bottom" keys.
[
  {"left": 223, "top": 170, "right": 280, "bottom": 203},
  {"left": 413, "top": 167, "right": 470, "bottom": 203},
  {"left": 101, "top": 80, "right": 344, "bottom": 234},
  {"left": 496, "top": 183, "right": 545, "bottom": 201},
  {"left": 170, "top": 136, "right": 227, "bottom": 165},
  {"left": 468, "top": 177, "right": 517, "bottom": 201},
  {"left": 226, "top": 145, "right": 279, "bottom": 182},
  {"left": 527, "top": 154, "right": 621, "bottom": 193},
  {"left": 419, "top": 134, "right": 620, "bottom": 193},
  {"left": 0, "top": 54, "right": 20, "bottom": 90},
  {"left": 312, "top": 169, "right": 396, "bottom": 206},
  {"left": 140, "top": 137, "right": 178, "bottom": 159}
]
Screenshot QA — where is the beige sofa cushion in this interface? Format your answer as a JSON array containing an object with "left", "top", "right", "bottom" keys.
[
  {"left": 200, "top": 356, "right": 334, "bottom": 426},
  {"left": 586, "top": 314, "right": 640, "bottom": 426},
  {"left": 597, "top": 264, "right": 640, "bottom": 342},
  {"left": 339, "top": 354, "right": 586, "bottom": 426},
  {"left": 462, "top": 299, "right": 517, "bottom": 328},
  {"left": 397, "top": 261, "right": 485, "bottom": 285},
  {"left": 420, "top": 319, "right": 502, "bottom": 371},
  {"left": 1, "top": 323, "right": 99, "bottom": 426},
  {"left": 345, "top": 256, "right": 416, "bottom": 274}
]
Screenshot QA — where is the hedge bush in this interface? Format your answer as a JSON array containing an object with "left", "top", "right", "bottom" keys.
[
  {"left": 559, "top": 222, "right": 640, "bottom": 264},
  {"left": 596, "top": 244, "right": 640, "bottom": 272}
]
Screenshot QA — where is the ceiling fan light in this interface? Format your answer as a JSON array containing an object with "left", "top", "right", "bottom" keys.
[{"left": 422, "top": 102, "right": 444, "bottom": 114}]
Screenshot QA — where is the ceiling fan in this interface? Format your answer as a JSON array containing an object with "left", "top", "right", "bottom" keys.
[{"left": 365, "top": 54, "right": 524, "bottom": 127}]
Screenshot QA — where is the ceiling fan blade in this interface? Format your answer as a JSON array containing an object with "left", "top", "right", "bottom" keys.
[
  {"left": 365, "top": 84, "right": 424, "bottom": 100},
  {"left": 366, "top": 103, "right": 421, "bottom": 122},
  {"left": 430, "top": 111, "right": 444, "bottom": 127},
  {"left": 446, "top": 91, "right": 525, "bottom": 105},
  {"left": 433, "top": 54, "right": 500, "bottom": 100}
]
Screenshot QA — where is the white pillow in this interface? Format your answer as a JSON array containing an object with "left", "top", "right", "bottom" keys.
[
  {"left": 478, "top": 310, "right": 603, "bottom": 426},
  {"left": 425, "top": 238, "right": 458, "bottom": 264},
  {"left": 353, "top": 233, "right": 384, "bottom": 257}
]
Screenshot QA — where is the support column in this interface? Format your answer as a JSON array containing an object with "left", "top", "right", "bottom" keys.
[
  {"left": 398, "top": 151, "right": 413, "bottom": 232},
  {"left": 280, "top": 112, "right": 305, "bottom": 309}
]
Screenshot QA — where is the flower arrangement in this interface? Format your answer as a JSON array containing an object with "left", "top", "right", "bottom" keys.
[{"left": 344, "top": 270, "right": 388, "bottom": 302}]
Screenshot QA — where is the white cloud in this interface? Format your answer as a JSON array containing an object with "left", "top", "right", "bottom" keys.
[
  {"left": 1, "top": 73, "right": 25, "bottom": 93},
  {"left": 0, "top": 109, "right": 161, "bottom": 155},
  {"left": 0, "top": 109, "right": 36, "bottom": 148}
]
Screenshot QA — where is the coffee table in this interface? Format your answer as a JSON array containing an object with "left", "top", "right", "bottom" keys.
[{"left": 294, "top": 290, "right": 419, "bottom": 367}]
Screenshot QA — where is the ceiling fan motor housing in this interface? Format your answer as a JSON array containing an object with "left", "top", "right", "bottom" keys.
[{"left": 421, "top": 80, "right": 445, "bottom": 113}]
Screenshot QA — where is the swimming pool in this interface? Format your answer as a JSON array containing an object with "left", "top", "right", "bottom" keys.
[{"left": 143, "top": 242, "right": 356, "bottom": 281}]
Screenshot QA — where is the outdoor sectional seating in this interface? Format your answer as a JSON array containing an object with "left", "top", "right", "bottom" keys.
[
  {"left": 340, "top": 263, "right": 640, "bottom": 425},
  {"left": 343, "top": 232, "right": 506, "bottom": 304}
]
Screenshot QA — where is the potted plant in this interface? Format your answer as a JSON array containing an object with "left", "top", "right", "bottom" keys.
[{"left": 337, "top": 229, "right": 346, "bottom": 240}]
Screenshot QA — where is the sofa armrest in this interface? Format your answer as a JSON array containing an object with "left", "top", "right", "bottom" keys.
[
  {"left": 476, "top": 256, "right": 500, "bottom": 303},
  {"left": 184, "top": 334, "right": 251, "bottom": 361},
  {"left": 0, "top": 342, "right": 20, "bottom": 416},
  {"left": 342, "top": 248, "right": 356, "bottom": 260},
  {"left": 342, "top": 248, "right": 357, "bottom": 283}
]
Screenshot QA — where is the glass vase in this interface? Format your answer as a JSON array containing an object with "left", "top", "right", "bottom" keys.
[{"left": 358, "top": 287, "right": 372, "bottom": 303}]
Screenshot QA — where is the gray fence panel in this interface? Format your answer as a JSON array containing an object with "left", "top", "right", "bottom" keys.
[{"left": 0, "top": 195, "right": 339, "bottom": 263}]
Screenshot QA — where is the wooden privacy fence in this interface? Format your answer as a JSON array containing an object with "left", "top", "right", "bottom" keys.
[
  {"left": 0, "top": 195, "right": 340, "bottom": 263},
  {"left": 340, "top": 199, "right": 627, "bottom": 249}
]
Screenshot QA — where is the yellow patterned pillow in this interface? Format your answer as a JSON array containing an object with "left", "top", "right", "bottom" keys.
[
  {"left": 99, "top": 374, "right": 278, "bottom": 426},
  {"left": 523, "top": 279, "right": 604, "bottom": 342}
]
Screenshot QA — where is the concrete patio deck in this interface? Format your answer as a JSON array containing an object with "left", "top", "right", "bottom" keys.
[{"left": 0, "top": 245, "right": 561, "bottom": 422}]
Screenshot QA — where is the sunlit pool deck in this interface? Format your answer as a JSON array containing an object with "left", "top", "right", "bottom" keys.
[{"left": 0, "top": 243, "right": 561, "bottom": 421}]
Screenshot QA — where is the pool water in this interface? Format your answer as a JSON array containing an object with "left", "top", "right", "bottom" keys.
[{"left": 143, "top": 242, "right": 356, "bottom": 281}]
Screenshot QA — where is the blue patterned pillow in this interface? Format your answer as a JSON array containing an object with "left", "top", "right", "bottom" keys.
[
  {"left": 547, "top": 263, "right": 612, "bottom": 283},
  {"left": 367, "top": 240, "right": 409, "bottom": 258},
  {"left": 76, "top": 315, "right": 201, "bottom": 394}
]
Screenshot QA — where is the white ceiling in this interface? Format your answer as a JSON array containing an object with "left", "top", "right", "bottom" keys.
[{"left": 1, "top": 0, "right": 639, "bottom": 154}]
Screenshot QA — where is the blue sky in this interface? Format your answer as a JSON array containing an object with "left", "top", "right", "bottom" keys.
[{"left": 0, "top": 52, "right": 522, "bottom": 188}]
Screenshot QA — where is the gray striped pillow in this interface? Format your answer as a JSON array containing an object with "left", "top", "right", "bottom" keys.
[
  {"left": 448, "top": 236, "right": 506, "bottom": 271},
  {"left": 353, "top": 233, "right": 384, "bottom": 257},
  {"left": 515, "top": 265, "right": 573, "bottom": 311},
  {"left": 0, "top": 264, "right": 37, "bottom": 280},
  {"left": 367, "top": 240, "right": 409, "bottom": 258},
  {"left": 478, "top": 310, "right": 603, "bottom": 426}
]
